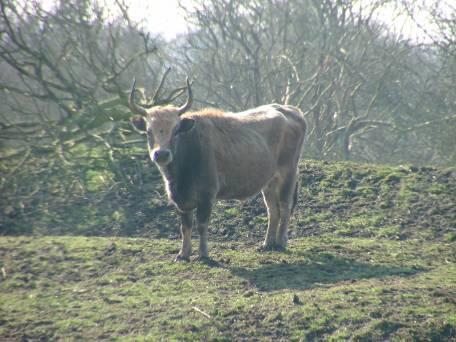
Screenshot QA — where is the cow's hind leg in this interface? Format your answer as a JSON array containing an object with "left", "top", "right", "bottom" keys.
[
  {"left": 175, "top": 211, "right": 193, "bottom": 262},
  {"left": 276, "top": 171, "right": 298, "bottom": 249},
  {"left": 261, "top": 178, "right": 281, "bottom": 249}
]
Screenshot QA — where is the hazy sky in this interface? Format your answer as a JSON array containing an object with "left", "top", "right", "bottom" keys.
[
  {"left": 120, "top": 0, "right": 440, "bottom": 43},
  {"left": 123, "top": 0, "right": 189, "bottom": 39},
  {"left": 39, "top": 0, "right": 448, "bottom": 43},
  {"left": 39, "top": 0, "right": 190, "bottom": 39}
]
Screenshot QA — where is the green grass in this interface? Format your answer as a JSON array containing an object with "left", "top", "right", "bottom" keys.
[
  {"left": 1, "top": 160, "right": 455, "bottom": 339},
  {"left": 1, "top": 236, "right": 455, "bottom": 340}
]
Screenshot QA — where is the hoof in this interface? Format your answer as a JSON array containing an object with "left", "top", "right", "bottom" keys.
[
  {"left": 273, "top": 244, "right": 287, "bottom": 252},
  {"left": 194, "top": 255, "right": 210, "bottom": 262},
  {"left": 259, "top": 243, "right": 286, "bottom": 252},
  {"left": 174, "top": 254, "right": 190, "bottom": 262}
]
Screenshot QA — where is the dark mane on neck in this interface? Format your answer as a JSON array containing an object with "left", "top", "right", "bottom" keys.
[{"left": 164, "top": 126, "right": 202, "bottom": 209}]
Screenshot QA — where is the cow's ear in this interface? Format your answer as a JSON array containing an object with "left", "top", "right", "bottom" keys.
[
  {"left": 176, "top": 118, "right": 195, "bottom": 134},
  {"left": 130, "top": 115, "right": 146, "bottom": 133}
]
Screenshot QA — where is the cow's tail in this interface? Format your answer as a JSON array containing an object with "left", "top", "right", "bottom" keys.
[
  {"left": 291, "top": 179, "right": 299, "bottom": 215},
  {"left": 276, "top": 104, "right": 304, "bottom": 216}
]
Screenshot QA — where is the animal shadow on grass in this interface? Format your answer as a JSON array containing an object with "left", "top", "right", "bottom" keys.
[{"left": 230, "top": 252, "right": 423, "bottom": 291}]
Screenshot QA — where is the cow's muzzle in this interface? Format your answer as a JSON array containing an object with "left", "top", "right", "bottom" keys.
[{"left": 152, "top": 149, "right": 172, "bottom": 165}]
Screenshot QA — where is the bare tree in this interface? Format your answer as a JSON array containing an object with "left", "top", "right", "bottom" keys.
[
  {"left": 180, "top": 0, "right": 401, "bottom": 160},
  {"left": 0, "top": 0, "right": 172, "bottom": 233}
]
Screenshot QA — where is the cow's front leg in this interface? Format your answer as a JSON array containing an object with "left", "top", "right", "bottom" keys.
[
  {"left": 196, "top": 200, "right": 213, "bottom": 259},
  {"left": 175, "top": 211, "right": 193, "bottom": 262}
]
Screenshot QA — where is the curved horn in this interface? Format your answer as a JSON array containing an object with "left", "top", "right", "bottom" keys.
[
  {"left": 177, "top": 77, "right": 193, "bottom": 116},
  {"left": 128, "top": 78, "right": 147, "bottom": 116}
]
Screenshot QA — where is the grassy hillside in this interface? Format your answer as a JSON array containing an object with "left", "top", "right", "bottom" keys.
[
  {"left": 1, "top": 160, "right": 455, "bottom": 340},
  {"left": 3, "top": 159, "right": 455, "bottom": 242}
]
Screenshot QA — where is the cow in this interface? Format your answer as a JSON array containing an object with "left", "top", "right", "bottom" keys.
[{"left": 128, "top": 74, "right": 306, "bottom": 261}]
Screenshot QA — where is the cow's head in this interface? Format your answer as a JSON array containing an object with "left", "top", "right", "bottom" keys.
[{"left": 128, "top": 73, "right": 194, "bottom": 166}]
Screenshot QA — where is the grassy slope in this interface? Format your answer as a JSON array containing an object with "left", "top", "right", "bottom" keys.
[{"left": 1, "top": 160, "right": 455, "bottom": 340}]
